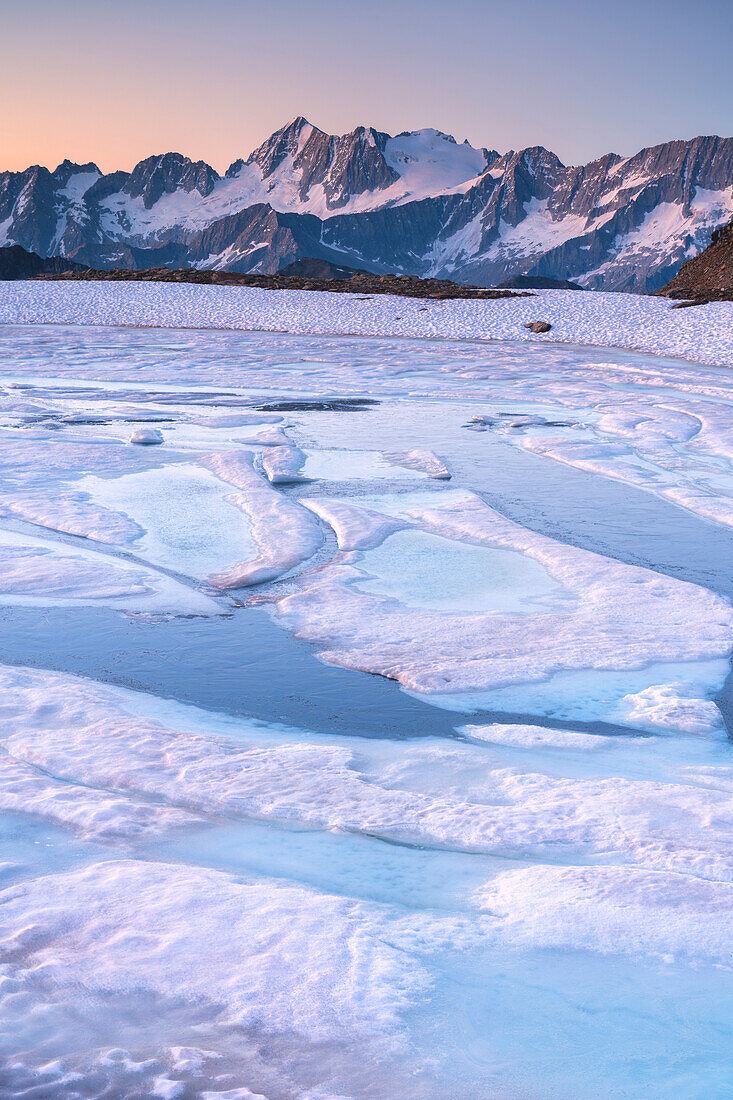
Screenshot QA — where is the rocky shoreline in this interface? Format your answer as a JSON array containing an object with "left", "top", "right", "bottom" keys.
[{"left": 35, "top": 266, "right": 531, "bottom": 301}]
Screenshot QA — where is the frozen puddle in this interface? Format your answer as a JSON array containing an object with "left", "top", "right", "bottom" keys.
[
  {"left": 76, "top": 462, "right": 256, "bottom": 581},
  {"left": 302, "top": 447, "right": 426, "bottom": 481},
  {"left": 353, "top": 528, "right": 573, "bottom": 614},
  {"left": 148, "top": 817, "right": 501, "bottom": 911}
]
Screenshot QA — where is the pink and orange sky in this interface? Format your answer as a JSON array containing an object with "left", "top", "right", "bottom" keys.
[{"left": 3, "top": 0, "right": 731, "bottom": 174}]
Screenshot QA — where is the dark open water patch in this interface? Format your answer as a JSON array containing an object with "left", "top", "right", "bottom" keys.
[{"left": 0, "top": 603, "right": 654, "bottom": 741}]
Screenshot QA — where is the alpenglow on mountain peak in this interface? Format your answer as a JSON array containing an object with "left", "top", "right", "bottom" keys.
[{"left": 1, "top": 120, "right": 732, "bottom": 291}]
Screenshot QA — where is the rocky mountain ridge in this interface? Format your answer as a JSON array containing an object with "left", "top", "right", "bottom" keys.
[
  {"left": 2, "top": 119, "right": 732, "bottom": 291},
  {"left": 657, "top": 220, "right": 733, "bottom": 303},
  {"left": 37, "top": 262, "right": 527, "bottom": 301}
]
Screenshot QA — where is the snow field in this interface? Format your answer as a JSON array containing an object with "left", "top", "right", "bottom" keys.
[{"left": 1, "top": 279, "right": 732, "bottom": 366}]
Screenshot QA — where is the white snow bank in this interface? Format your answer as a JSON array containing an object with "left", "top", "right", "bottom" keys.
[
  {"left": 0, "top": 755, "right": 197, "bottom": 840},
  {"left": 0, "top": 858, "right": 430, "bottom": 1042},
  {"left": 200, "top": 451, "right": 322, "bottom": 585},
  {"left": 475, "top": 863, "right": 733, "bottom": 963},
  {"left": 300, "top": 497, "right": 408, "bottom": 551},
  {"left": 1, "top": 281, "right": 732, "bottom": 367},
  {"left": 4, "top": 664, "right": 731, "bottom": 881}
]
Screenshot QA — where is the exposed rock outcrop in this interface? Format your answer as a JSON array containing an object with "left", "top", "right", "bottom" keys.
[
  {"left": 656, "top": 221, "right": 733, "bottom": 304},
  {"left": 37, "top": 266, "right": 530, "bottom": 301}
]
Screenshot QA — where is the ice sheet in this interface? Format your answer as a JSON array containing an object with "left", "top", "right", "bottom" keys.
[
  {"left": 302, "top": 447, "right": 426, "bottom": 481},
  {"left": 0, "top": 321, "right": 732, "bottom": 1098}
]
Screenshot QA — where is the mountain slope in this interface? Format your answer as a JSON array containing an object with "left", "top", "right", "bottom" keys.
[{"left": 1, "top": 121, "right": 732, "bottom": 291}]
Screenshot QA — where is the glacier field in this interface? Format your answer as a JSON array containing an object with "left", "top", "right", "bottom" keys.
[{"left": 0, "top": 321, "right": 732, "bottom": 1099}]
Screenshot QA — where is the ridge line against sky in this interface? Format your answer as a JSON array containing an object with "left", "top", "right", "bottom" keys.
[{"left": 2, "top": 0, "right": 732, "bottom": 174}]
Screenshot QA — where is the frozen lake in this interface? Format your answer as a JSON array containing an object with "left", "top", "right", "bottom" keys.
[{"left": 0, "top": 324, "right": 732, "bottom": 1099}]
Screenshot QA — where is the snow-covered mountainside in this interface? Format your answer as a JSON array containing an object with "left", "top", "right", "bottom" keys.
[{"left": 2, "top": 118, "right": 732, "bottom": 291}]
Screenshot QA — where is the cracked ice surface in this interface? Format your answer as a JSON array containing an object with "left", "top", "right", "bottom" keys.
[{"left": 0, "top": 319, "right": 731, "bottom": 1098}]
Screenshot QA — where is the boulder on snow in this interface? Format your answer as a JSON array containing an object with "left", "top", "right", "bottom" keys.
[
  {"left": 524, "top": 321, "right": 552, "bottom": 333},
  {"left": 130, "top": 428, "right": 163, "bottom": 445}
]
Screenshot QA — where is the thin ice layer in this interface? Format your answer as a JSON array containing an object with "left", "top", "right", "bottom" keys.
[
  {"left": 76, "top": 463, "right": 257, "bottom": 582},
  {"left": 383, "top": 449, "right": 451, "bottom": 479}
]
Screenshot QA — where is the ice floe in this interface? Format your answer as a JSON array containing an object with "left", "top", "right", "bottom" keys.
[
  {"left": 274, "top": 491, "right": 733, "bottom": 722},
  {"left": 0, "top": 316, "right": 731, "bottom": 1097},
  {"left": 130, "top": 427, "right": 164, "bottom": 445},
  {"left": 260, "top": 444, "right": 308, "bottom": 484}
]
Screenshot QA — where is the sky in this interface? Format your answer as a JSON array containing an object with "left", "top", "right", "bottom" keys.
[{"left": 2, "top": 0, "right": 732, "bottom": 174}]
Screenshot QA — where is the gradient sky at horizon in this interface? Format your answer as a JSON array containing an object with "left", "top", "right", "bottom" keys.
[{"left": 3, "top": 0, "right": 732, "bottom": 173}]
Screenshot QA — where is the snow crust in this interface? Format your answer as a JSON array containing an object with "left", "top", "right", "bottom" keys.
[{"left": 1, "top": 280, "right": 732, "bottom": 367}]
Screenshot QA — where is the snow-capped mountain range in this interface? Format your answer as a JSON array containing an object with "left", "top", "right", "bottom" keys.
[{"left": 2, "top": 117, "right": 732, "bottom": 290}]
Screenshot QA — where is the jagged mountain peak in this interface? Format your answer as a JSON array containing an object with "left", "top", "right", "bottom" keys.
[
  {"left": 247, "top": 118, "right": 321, "bottom": 177},
  {"left": 1, "top": 129, "right": 731, "bottom": 292},
  {"left": 53, "top": 158, "right": 101, "bottom": 176},
  {"left": 123, "top": 153, "right": 220, "bottom": 209}
]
